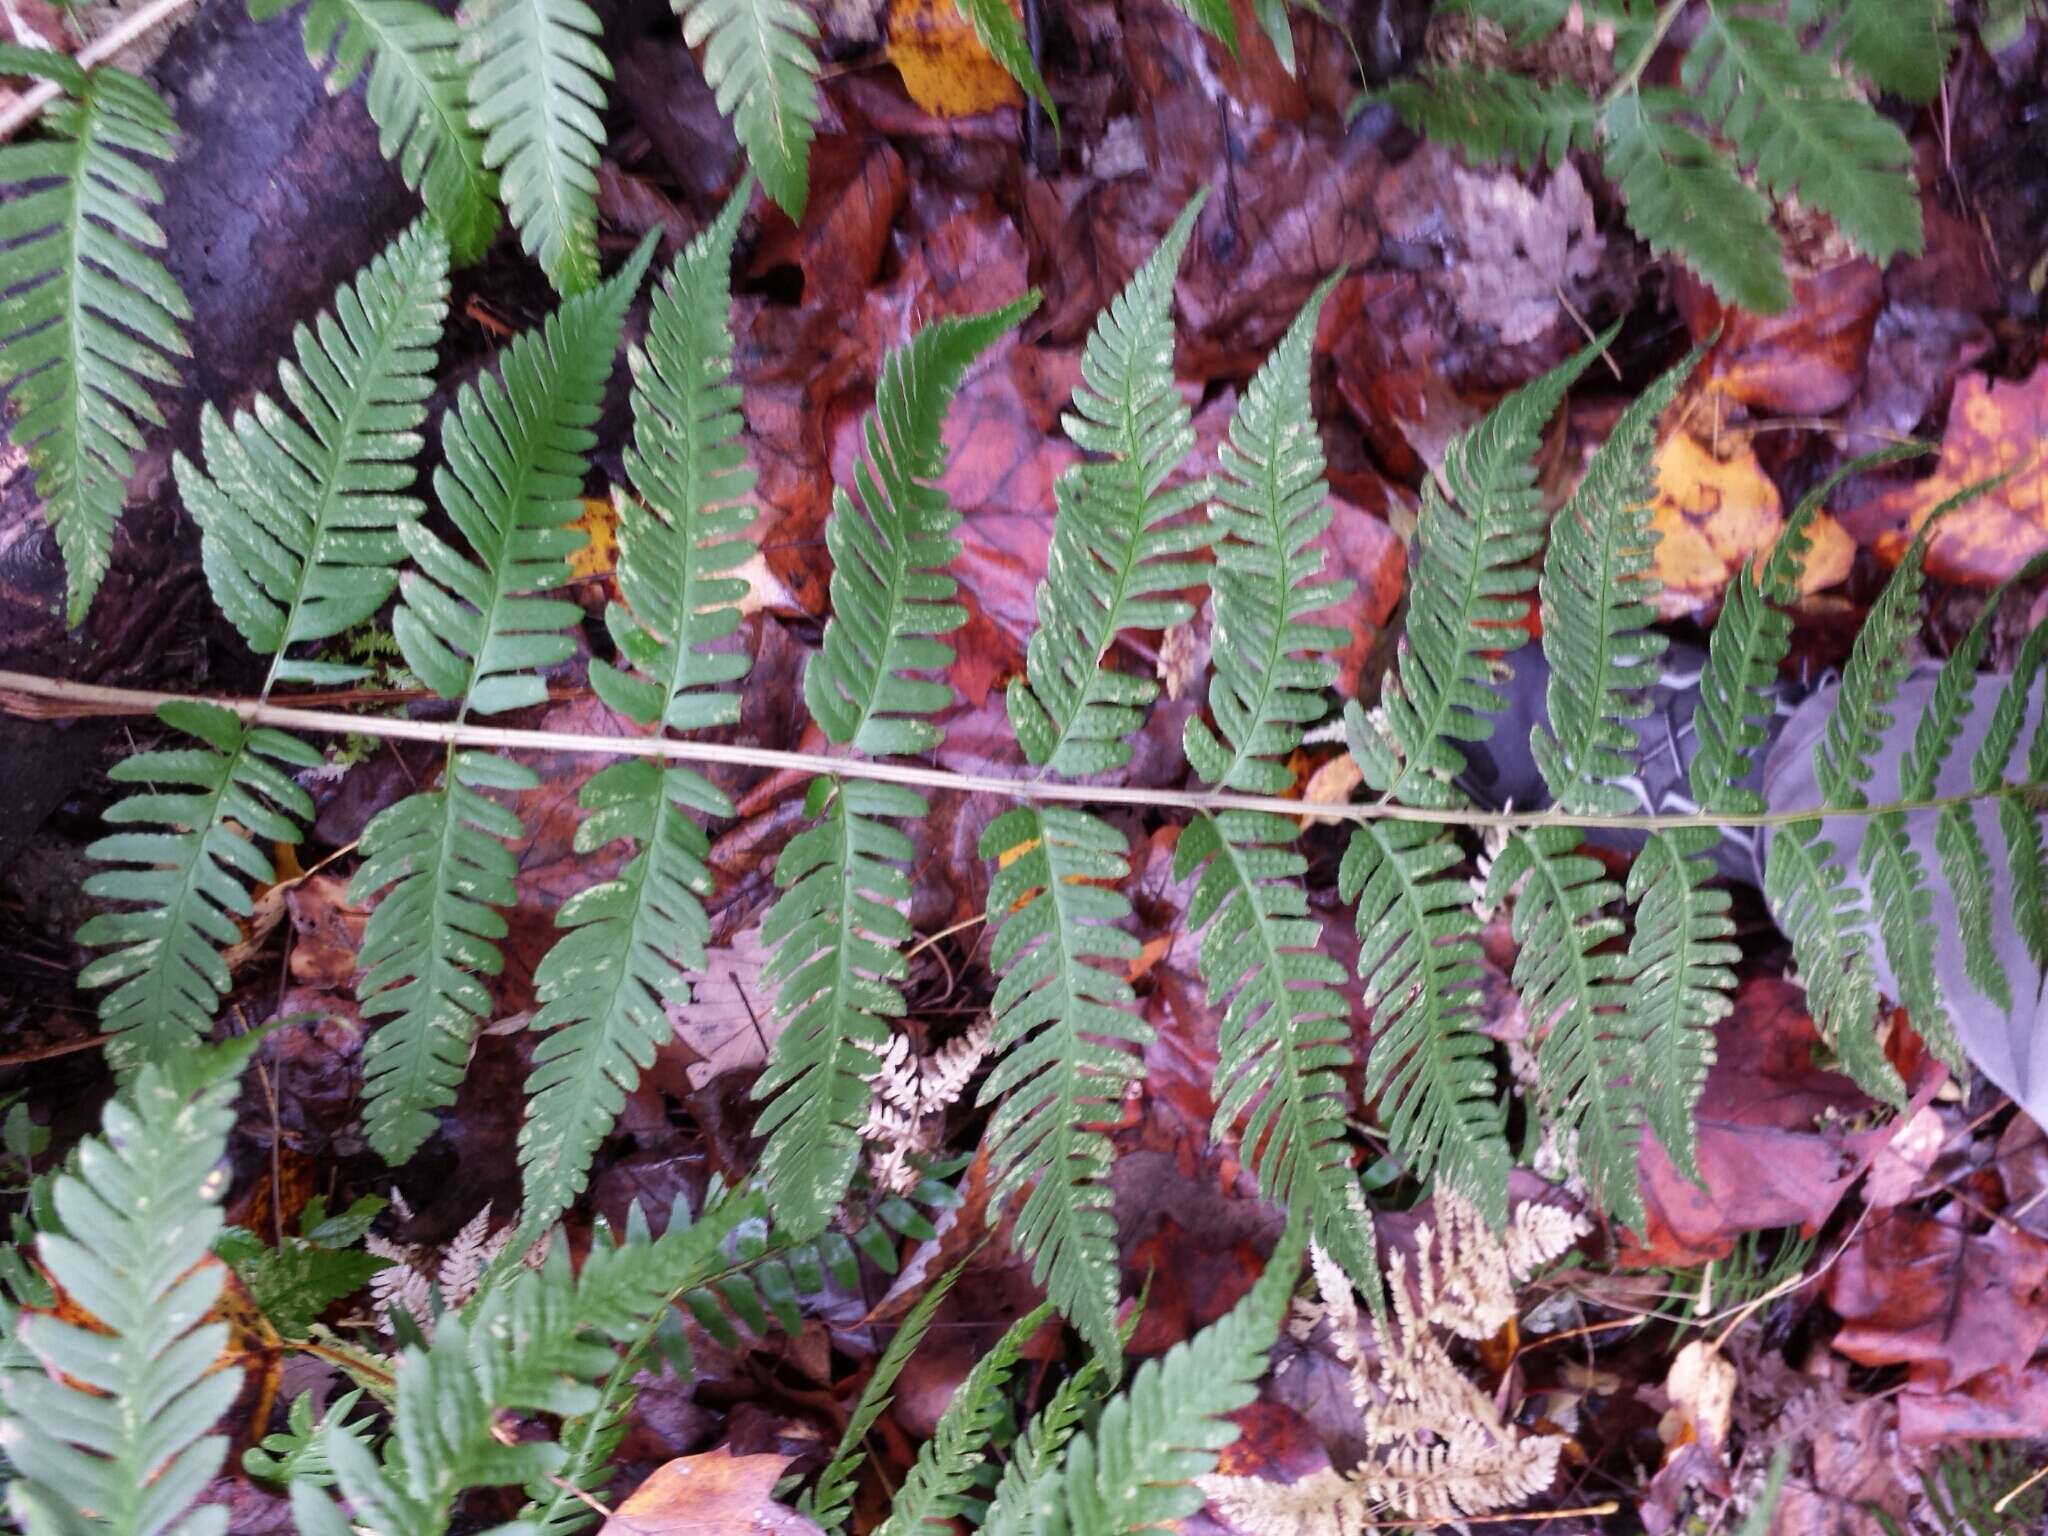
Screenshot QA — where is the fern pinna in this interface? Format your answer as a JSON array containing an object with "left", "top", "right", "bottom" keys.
[
  {"left": 81, "top": 222, "right": 452, "bottom": 1063},
  {"left": 1175, "top": 275, "right": 1381, "bottom": 1299},
  {"left": 0, "top": 1044, "right": 255, "bottom": 1536},
  {"left": 978, "top": 196, "right": 1207, "bottom": 1365},
  {"left": 350, "top": 231, "right": 657, "bottom": 1161},
  {"left": 754, "top": 293, "right": 1040, "bottom": 1239},
  {"left": 252, "top": 0, "right": 501, "bottom": 264},
  {"left": 518, "top": 185, "right": 755, "bottom": 1237},
  {"left": 0, "top": 45, "right": 191, "bottom": 627}
]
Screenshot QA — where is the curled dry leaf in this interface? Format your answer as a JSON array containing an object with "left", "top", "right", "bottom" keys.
[{"left": 600, "top": 1447, "right": 826, "bottom": 1536}]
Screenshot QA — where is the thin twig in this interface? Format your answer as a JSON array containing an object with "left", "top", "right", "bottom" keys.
[
  {"left": 4, "top": 668, "right": 2042, "bottom": 835},
  {"left": 1995, "top": 1455, "right": 2048, "bottom": 1515},
  {"left": 0, "top": 0, "right": 199, "bottom": 141}
]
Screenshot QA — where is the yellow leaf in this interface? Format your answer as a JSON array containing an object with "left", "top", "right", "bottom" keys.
[
  {"left": 571, "top": 496, "right": 619, "bottom": 579},
  {"left": 887, "top": 0, "right": 1023, "bottom": 118}
]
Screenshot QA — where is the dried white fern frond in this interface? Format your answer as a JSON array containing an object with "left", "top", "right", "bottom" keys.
[
  {"left": 1210, "top": 1198, "right": 1577, "bottom": 1533},
  {"left": 861, "top": 1019, "right": 994, "bottom": 1193}
]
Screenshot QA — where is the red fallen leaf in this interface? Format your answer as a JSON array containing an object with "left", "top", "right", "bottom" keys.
[
  {"left": 1309, "top": 495, "right": 1405, "bottom": 700},
  {"left": 1827, "top": 1207, "right": 2048, "bottom": 1391},
  {"left": 1183, "top": 1400, "right": 1334, "bottom": 1536},
  {"left": 1621, "top": 977, "right": 1894, "bottom": 1269},
  {"left": 1896, "top": 1358, "right": 2048, "bottom": 1444},
  {"left": 599, "top": 1447, "right": 824, "bottom": 1536},
  {"left": 1677, "top": 262, "right": 1884, "bottom": 417}
]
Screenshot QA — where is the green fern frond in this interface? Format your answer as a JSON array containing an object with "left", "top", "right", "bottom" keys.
[
  {"left": 879, "top": 1303, "right": 1054, "bottom": 1536},
  {"left": 352, "top": 749, "right": 537, "bottom": 1159},
  {"left": 805, "top": 296, "right": 1039, "bottom": 757},
  {"left": 1944, "top": 623, "right": 2048, "bottom": 1010},
  {"left": 1834, "top": 0, "right": 1954, "bottom": 103},
  {"left": 955, "top": 0, "right": 1057, "bottom": 129},
  {"left": 0, "top": 45, "right": 191, "bottom": 626},
  {"left": 803, "top": 1265, "right": 964, "bottom": 1533},
  {"left": 978, "top": 805, "right": 1141, "bottom": 1368},
  {"left": 1532, "top": 351, "right": 1697, "bottom": 815},
  {"left": 391, "top": 233, "right": 653, "bottom": 713},
  {"left": 295, "top": 1258, "right": 611, "bottom": 1533},
  {"left": 1184, "top": 275, "right": 1351, "bottom": 795},
  {"left": 1165, "top": 0, "right": 1238, "bottom": 50},
  {"left": 78, "top": 701, "right": 320, "bottom": 1063},
  {"left": 980, "top": 1349, "right": 1115, "bottom": 1536},
  {"left": 1356, "top": 335, "right": 1606, "bottom": 805},
  {"left": 757, "top": 297, "right": 1033, "bottom": 1237},
  {"left": 1624, "top": 828, "right": 1736, "bottom": 1179},
  {"left": 1338, "top": 812, "right": 1508, "bottom": 1229},
  {"left": 254, "top": 0, "right": 500, "bottom": 261},
  {"left": 1487, "top": 825, "right": 1643, "bottom": 1228},
  {"left": 0, "top": 1058, "right": 245, "bottom": 1536},
  {"left": 754, "top": 776, "right": 919, "bottom": 1237},
  {"left": 1375, "top": 68, "right": 1595, "bottom": 171},
  {"left": 174, "top": 221, "right": 452, "bottom": 691},
  {"left": 1007, "top": 195, "right": 1209, "bottom": 778},
  {"left": 1176, "top": 811, "right": 1378, "bottom": 1298},
  {"left": 518, "top": 188, "right": 754, "bottom": 1236},
  {"left": 1601, "top": 91, "right": 1791, "bottom": 316},
  {"left": 81, "top": 229, "right": 449, "bottom": 1067},
  {"left": 1026, "top": 1223, "right": 1302, "bottom": 1536},
  {"left": 1685, "top": 1, "right": 1921, "bottom": 266},
  {"left": 1171, "top": 280, "right": 1374, "bottom": 1295},
  {"left": 673, "top": 0, "right": 821, "bottom": 220},
  {"left": 1769, "top": 498, "right": 1979, "bottom": 1103},
  {"left": 1530, "top": 351, "right": 1716, "bottom": 1189},
  {"left": 464, "top": 0, "right": 610, "bottom": 293},
  {"left": 353, "top": 240, "right": 652, "bottom": 1161}
]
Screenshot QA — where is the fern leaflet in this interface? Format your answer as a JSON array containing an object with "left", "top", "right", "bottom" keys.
[
  {"left": 254, "top": 0, "right": 500, "bottom": 261},
  {"left": 1007, "top": 194, "right": 1208, "bottom": 778},
  {"left": 1376, "top": 68, "right": 1595, "bottom": 171},
  {"left": 757, "top": 297, "right": 1036, "bottom": 1237},
  {"left": 464, "top": 0, "right": 610, "bottom": 293},
  {"left": 352, "top": 237, "right": 653, "bottom": 1161},
  {"left": 519, "top": 187, "right": 754, "bottom": 1236},
  {"left": 0, "top": 45, "right": 191, "bottom": 626},
  {"left": 977, "top": 209, "right": 1205, "bottom": 1363},
  {"left": 1175, "top": 280, "right": 1374, "bottom": 1296},
  {"left": 955, "top": 0, "right": 1057, "bottom": 129},
  {"left": 879, "top": 1303, "right": 1054, "bottom": 1536},
  {"left": 1024, "top": 1222, "right": 1302, "bottom": 1536},
  {"left": 0, "top": 1052, "right": 250, "bottom": 1536},
  {"left": 1686, "top": 0, "right": 1921, "bottom": 266},
  {"left": 81, "top": 226, "right": 449, "bottom": 1064},
  {"left": 673, "top": 0, "right": 822, "bottom": 220},
  {"left": 979, "top": 805, "right": 1143, "bottom": 1368},
  {"left": 1600, "top": 91, "right": 1791, "bottom": 316}
]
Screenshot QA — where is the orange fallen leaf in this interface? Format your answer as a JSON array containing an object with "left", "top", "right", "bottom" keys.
[
  {"left": 1650, "top": 429, "right": 1788, "bottom": 618},
  {"left": 1849, "top": 366, "right": 2048, "bottom": 586},
  {"left": 887, "top": 0, "right": 1022, "bottom": 117},
  {"left": 600, "top": 1447, "right": 824, "bottom": 1536}
]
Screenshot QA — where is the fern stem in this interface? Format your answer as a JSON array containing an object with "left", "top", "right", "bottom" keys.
[
  {"left": 4, "top": 667, "right": 2041, "bottom": 834},
  {"left": 1601, "top": 0, "right": 1687, "bottom": 110},
  {"left": 0, "top": 0, "right": 197, "bottom": 139}
]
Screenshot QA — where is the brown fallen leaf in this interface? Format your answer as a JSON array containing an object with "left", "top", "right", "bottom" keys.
[
  {"left": 1679, "top": 262, "right": 1884, "bottom": 417},
  {"left": 886, "top": 0, "right": 1021, "bottom": 117},
  {"left": 1845, "top": 364, "right": 2048, "bottom": 585},
  {"left": 671, "top": 926, "right": 781, "bottom": 1090},
  {"left": 600, "top": 1447, "right": 824, "bottom": 1536}
]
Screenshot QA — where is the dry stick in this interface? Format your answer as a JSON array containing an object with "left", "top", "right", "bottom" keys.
[
  {"left": 0, "top": 0, "right": 198, "bottom": 140},
  {"left": 6, "top": 668, "right": 2043, "bottom": 834}
]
